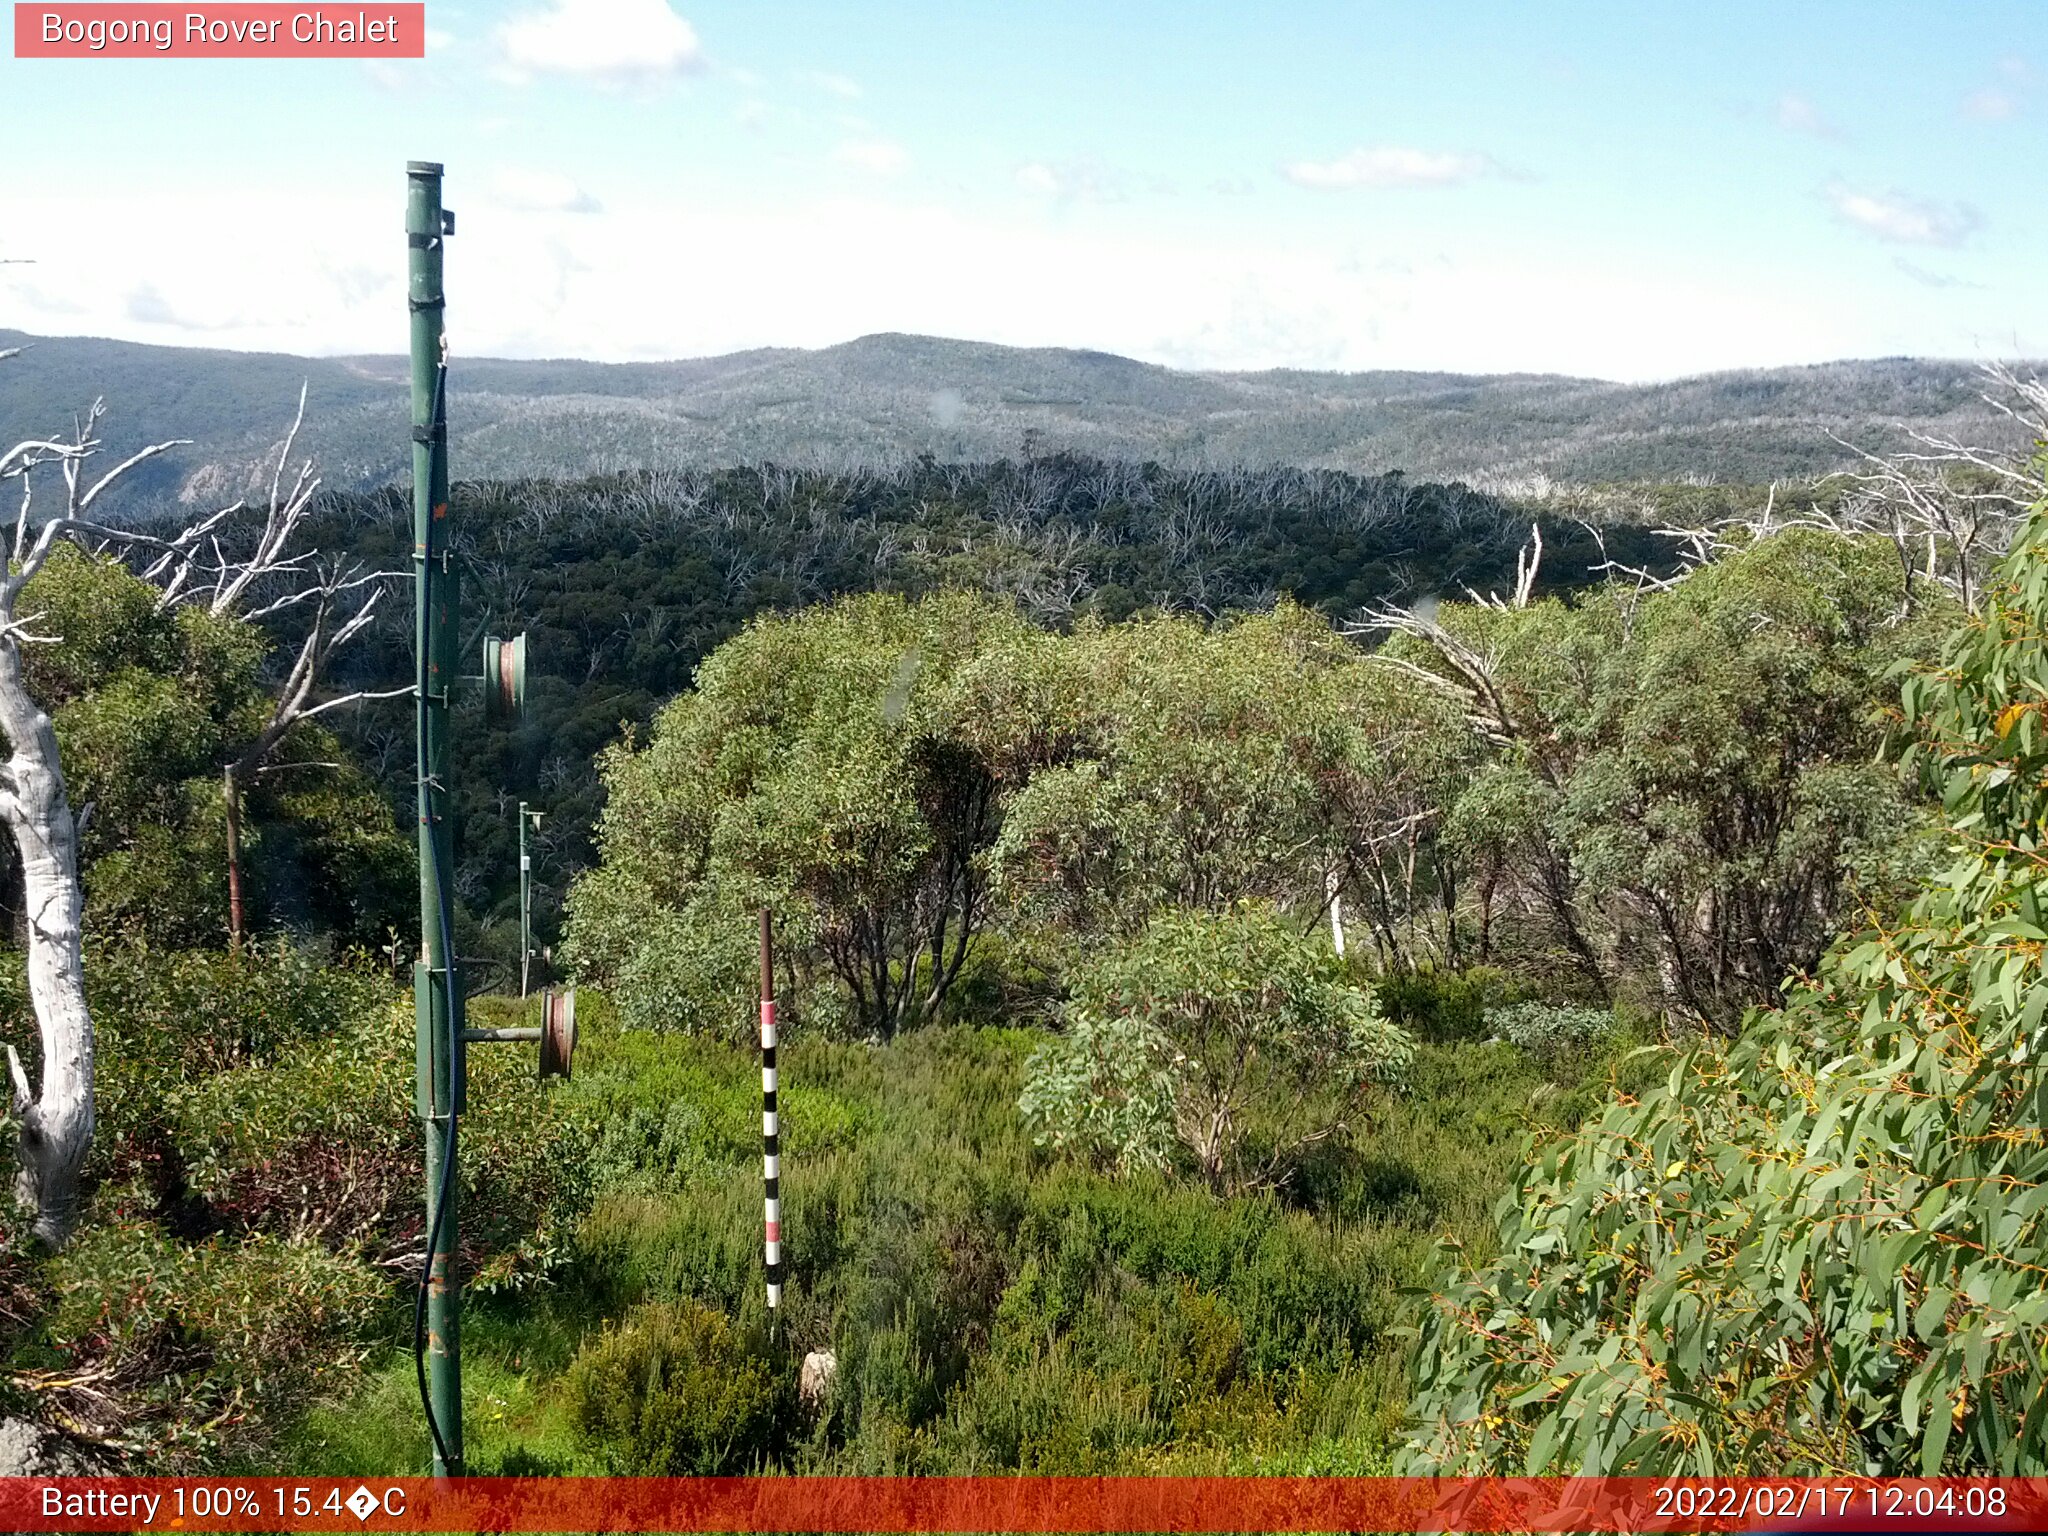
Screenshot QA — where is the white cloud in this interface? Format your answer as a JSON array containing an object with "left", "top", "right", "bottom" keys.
[
  {"left": 494, "top": 0, "right": 704, "bottom": 87},
  {"left": 1962, "top": 57, "right": 2028, "bottom": 120},
  {"left": 831, "top": 137, "right": 908, "bottom": 177},
  {"left": 804, "top": 70, "right": 861, "bottom": 99},
  {"left": 1281, "top": 146, "right": 1497, "bottom": 190},
  {"left": 1894, "top": 258, "right": 1984, "bottom": 292},
  {"left": 488, "top": 169, "right": 604, "bottom": 214},
  {"left": 1825, "top": 184, "right": 1981, "bottom": 247},
  {"left": 1963, "top": 87, "right": 2018, "bottom": 120},
  {"left": 123, "top": 283, "right": 178, "bottom": 325},
  {"left": 1015, "top": 162, "right": 1060, "bottom": 196},
  {"left": 123, "top": 281, "right": 238, "bottom": 331},
  {"left": 0, "top": 276, "right": 83, "bottom": 317},
  {"left": 0, "top": 180, "right": 2016, "bottom": 387},
  {"left": 1014, "top": 159, "right": 1131, "bottom": 203},
  {"left": 1774, "top": 93, "right": 1841, "bottom": 139}
]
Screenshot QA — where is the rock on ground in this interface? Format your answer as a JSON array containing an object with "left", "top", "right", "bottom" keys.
[
  {"left": 799, "top": 1349, "right": 838, "bottom": 1409},
  {"left": 0, "top": 1417, "right": 111, "bottom": 1476}
]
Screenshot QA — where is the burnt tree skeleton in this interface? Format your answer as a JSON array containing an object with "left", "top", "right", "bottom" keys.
[{"left": 214, "top": 386, "right": 411, "bottom": 946}]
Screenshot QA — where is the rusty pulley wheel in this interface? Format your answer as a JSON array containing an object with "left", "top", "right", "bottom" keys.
[
  {"left": 539, "top": 985, "right": 576, "bottom": 1080},
  {"left": 482, "top": 633, "right": 528, "bottom": 723}
]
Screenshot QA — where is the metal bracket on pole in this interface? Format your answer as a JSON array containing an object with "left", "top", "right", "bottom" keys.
[{"left": 461, "top": 987, "right": 575, "bottom": 1080}]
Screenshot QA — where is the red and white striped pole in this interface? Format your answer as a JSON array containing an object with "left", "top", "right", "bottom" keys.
[{"left": 759, "top": 908, "right": 782, "bottom": 1313}]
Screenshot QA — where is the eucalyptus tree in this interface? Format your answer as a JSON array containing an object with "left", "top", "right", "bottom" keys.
[
  {"left": 1402, "top": 487, "right": 2048, "bottom": 1476},
  {"left": 1019, "top": 901, "right": 1413, "bottom": 1195},
  {"left": 958, "top": 601, "right": 1470, "bottom": 960},
  {"left": 567, "top": 589, "right": 1036, "bottom": 1040},
  {"left": 0, "top": 390, "right": 222, "bottom": 1243},
  {"left": 1365, "top": 527, "right": 1948, "bottom": 1026},
  {"left": 0, "top": 371, "right": 397, "bottom": 1244}
]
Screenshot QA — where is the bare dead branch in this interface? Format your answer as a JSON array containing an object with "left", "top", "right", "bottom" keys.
[
  {"left": 75, "top": 439, "right": 193, "bottom": 512},
  {"left": 294, "top": 683, "right": 417, "bottom": 723}
]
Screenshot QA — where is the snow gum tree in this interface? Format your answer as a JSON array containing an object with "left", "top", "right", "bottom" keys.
[{"left": 0, "top": 366, "right": 393, "bottom": 1246}]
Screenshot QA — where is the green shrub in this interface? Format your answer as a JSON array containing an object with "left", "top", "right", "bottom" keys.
[
  {"left": 53, "top": 940, "right": 390, "bottom": 1175},
  {"left": 1372, "top": 965, "right": 1520, "bottom": 1044},
  {"left": 1400, "top": 500, "right": 2048, "bottom": 1476},
  {"left": 1021, "top": 903, "right": 1412, "bottom": 1193},
  {"left": 562, "top": 1299, "right": 781, "bottom": 1473},
  {"left": 265, "top": 996, "right": 1624, "bottom": 1477},
  {"left": 35, "top": 1222, "right": 382, "bottom": 1453},
  {"left": 1488, "top": 1000, "right": 1615, "bottom": 1057}
]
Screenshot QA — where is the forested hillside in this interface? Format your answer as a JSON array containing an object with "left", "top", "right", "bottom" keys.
[{"left": 3, "top": 327, "right": 2034, "bottom": 498}]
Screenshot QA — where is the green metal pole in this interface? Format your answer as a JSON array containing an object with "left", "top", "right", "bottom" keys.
[
  {"left": 519, "top": 801, "right": 531, "bottom": 999},
  {"left": 407, "top": 159, "right": 463, "bottom": 1479}
]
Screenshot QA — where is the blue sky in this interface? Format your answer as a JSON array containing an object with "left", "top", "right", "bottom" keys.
[{"left": 1, "top": 0, "right": 2040, "bottom": 378}]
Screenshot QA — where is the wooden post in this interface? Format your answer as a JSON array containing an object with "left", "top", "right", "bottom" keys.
[{"left": 224, "top": 766, "right": 244, "bottom": 951}]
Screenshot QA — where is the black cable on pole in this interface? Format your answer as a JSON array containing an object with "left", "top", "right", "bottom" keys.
[{"left": 413, "top": 358, "right": 457, "bottom": 1475}]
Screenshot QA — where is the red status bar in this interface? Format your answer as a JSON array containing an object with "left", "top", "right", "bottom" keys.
[{"left": 3, "top": 1476, "right": 2045, "bottom": 1533}]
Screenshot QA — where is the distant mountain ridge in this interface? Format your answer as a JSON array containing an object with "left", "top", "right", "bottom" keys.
[{"left": 0, "top": 327, "right": 2034, "bottom": 501}]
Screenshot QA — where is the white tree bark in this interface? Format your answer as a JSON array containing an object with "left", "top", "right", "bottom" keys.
[
  {"left": 0, "top": 638, "right": 92, "bottom": 1245},
  {"left": 0, "top": 387, "right": 204, "bottom": 1243}
]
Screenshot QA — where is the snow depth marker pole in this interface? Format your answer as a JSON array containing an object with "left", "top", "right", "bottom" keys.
[{"left": 761, "top": 908, "right": 782, "bottom": 1316}]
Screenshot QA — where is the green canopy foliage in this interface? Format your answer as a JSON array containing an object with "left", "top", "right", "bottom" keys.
[
  {"left": 571, "top": 529, "right": 1933, "bottom": 1045},
  {"left": 14, "top": 545, "right": 408, "bottom": 948},
  {"left": 1400, "top": 501, "right": 2048, "bottom": 1475},
  {"left": 1422, "top": 527, "right": 1946, "bottom": 1021},
  {"left": 1020, "top": 902, "right": 1413, "bottom": 1195},
  {"left": 969, "top": 605, "right": 1470, "bottom": 944},
  {"left": 566, "top": 590, "right": 1035, "bottom": 1039},
  {"left": 566, "top": 592, "right": 1475, "bottom": 1039},
  {"left": 305, "top": 458, "right": 1674, "bottom": 975}
]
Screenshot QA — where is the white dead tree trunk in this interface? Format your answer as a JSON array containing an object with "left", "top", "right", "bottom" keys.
[
  {"left": 0, "top": 394, "right": 224, "bottom": 1245},
  {"left": 0, "top": 611, "right": 91, "bottom": 1247}
]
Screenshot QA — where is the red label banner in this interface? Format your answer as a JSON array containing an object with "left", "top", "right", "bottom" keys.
[
  {"left": 1, "top": 1476, "right": 2044, "bottom": 1532},
  {"left": 13, "top": 4, "right": 425, "bottom": 57}
]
